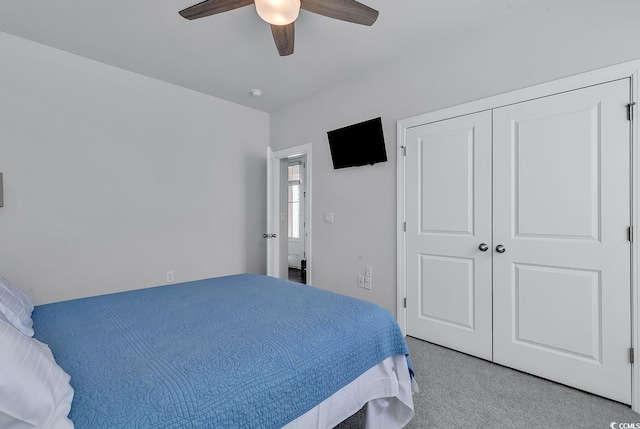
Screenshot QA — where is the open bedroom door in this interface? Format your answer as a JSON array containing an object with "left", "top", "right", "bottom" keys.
[
  {"left": 266, "top": 147, "right": 280, "bottom": 277},
  {"left": 266, "top": 144, "right": 313, "bottom": 283}
]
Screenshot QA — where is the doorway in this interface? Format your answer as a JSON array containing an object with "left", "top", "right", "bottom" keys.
[
  {"left": 266, "top": 144, "right": 312, "bottom": 284},
  {"left": 287, "top": 157, "right": 306, "bottom": 283}
]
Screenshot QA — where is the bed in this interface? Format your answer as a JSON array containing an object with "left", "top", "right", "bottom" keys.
[{"left": 2, "top": 273, "right": 415, "bottom": 428}]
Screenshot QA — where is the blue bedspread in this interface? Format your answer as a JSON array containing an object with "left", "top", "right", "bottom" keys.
[{"left": 32, "top": 274, "right": 409, "bottom": 428}]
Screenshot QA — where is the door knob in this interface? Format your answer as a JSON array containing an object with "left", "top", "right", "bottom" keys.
[
  {"left": 478, "top": 243, "right": 489, "bottom": 252},
  {"left": 263, "top": 233, "right": 277, "bottom": 238},
  {"left": 495, "top": 245, "right": 506, "bottom": 253}
]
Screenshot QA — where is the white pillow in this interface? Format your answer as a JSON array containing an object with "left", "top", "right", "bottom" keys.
[
  {"left": 0, "top": 274, "right": 34, "bottom": 337},
  {"left": 0, "top": 317, "right": 74, "bottom": 429}
]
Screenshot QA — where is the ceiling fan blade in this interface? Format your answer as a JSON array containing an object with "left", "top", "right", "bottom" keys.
[
  {"left": 271, "top": 23, "right": 295, "bottom": 56},
  {"left": 179, "top": 0, "right": 254, "bottom": 20},
  {"left": 301, "top": 0, "right": 378, "bottom": 26}
]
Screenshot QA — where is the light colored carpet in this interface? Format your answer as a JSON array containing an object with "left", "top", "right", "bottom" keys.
[{"left": 336, "top": 336, "right": 639, "bottom": 429}]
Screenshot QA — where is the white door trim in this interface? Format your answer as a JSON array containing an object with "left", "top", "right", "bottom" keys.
[
  {"left": 631, "top": 69, "right": 639, "bottom": 412},
  {"left": 397, "top": 58, "right": 640, "bottom": 411},
  {"left": 268, "top": 143, "right": 313, "bottom": 284}
]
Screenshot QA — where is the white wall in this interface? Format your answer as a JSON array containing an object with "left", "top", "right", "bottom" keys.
[
  {"left": 0, "top": 33, "right": 269, "bottom": 304},
  {"left": 270, "top": 10, "right": 640, "bottom": 315}
]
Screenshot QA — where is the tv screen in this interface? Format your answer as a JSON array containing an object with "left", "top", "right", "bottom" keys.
[{"left": 327, "top": 117, "right": 387, "bottom": 169}]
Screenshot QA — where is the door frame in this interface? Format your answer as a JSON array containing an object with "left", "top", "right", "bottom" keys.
[
  {"left": 267, "top": 143, "right": 313, "bottom": 284},
  {"left": 286, "top": 157, "right": 306, "bottom": 269},
  {"left": 397, "top": 59, "right": 640, "bottom": 411}
]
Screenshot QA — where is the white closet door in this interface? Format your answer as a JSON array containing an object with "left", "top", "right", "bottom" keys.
[
  {"left": 492, "top": 79, "right": 631, "bottom": 403},
  {"left": 405, "top": 111, "right": 493, "bottom": 360}
]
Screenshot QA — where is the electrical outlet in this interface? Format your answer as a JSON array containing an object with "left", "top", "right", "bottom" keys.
[
  {"left": 166, "top": 271, "right": 175, "bottom": 283},
  {"left": 357, "top": 275, "right": 365, "bottom": 288},
  {"left": 364, "top": 278, "right": 372, "bottom": 290}
]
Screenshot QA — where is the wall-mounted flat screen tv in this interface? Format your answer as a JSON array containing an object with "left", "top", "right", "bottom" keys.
[{"left": 327, "top": 117, "right": 387, "bottom": 169}]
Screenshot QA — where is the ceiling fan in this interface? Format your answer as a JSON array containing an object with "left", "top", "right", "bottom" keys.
[{"left": 179, "top": 0, "right": 379, "bottom": 56}]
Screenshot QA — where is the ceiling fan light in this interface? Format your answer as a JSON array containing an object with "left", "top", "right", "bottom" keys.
[{"left": 255, "top": 0, "right": 300, "bottom": 25}]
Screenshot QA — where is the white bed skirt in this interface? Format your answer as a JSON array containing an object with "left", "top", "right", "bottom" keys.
[{"left": 283, "top": 354, "right": 418, "bottom": 429}]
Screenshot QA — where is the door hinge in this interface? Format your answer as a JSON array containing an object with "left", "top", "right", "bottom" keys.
[
  {"left": 401, "top": 146, "right": 407, "bottom": 156},
  {"left": 628, "top": 102, "right": 636, "bottom": 121},
  {"left": 628, "top": 226, "right": 633, "bottom": 242},
  {"left": 403, "top": 221, "right": 407, "bottom": 232},
  {"left": 631, "top": 347, "right": 635, "bottom": 364},
  {"left": 404, "top": 297, "right": 407, "bottom": 308}
]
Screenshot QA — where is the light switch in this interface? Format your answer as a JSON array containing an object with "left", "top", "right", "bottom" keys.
[{"left": 324, "top": 212, "right": 334, "bottom": 224}]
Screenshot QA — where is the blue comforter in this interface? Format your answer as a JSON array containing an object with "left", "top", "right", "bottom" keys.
[{"left": 32, "top": 274, "right": 409, "bottom": 428}]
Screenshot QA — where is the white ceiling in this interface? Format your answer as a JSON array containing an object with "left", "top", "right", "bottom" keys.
[{"left": 0, "top": 0, "right": 636, "bottom": 112}]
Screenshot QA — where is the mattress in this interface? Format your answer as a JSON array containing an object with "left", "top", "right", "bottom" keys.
[{"left": 32, "top": 274, "right": 412, "bottom": 428}]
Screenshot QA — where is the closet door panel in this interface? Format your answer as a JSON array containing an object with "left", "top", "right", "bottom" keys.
[
  {"left": 405, "top": 111, "right": 493, "bottom": 360},
  {"left": 492, "top": 79, "right": 631, "bottom": 404}
]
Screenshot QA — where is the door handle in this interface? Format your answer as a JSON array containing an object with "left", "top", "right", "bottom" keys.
[
  {"left": 263, "top": 233, "right": 277, "bottom": 238},
  {"left": 495, "top": 244, "right": 506, "bottom": 253},
  {"left": 478, "top": 243, "right": 489, "bottom": 252}
]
